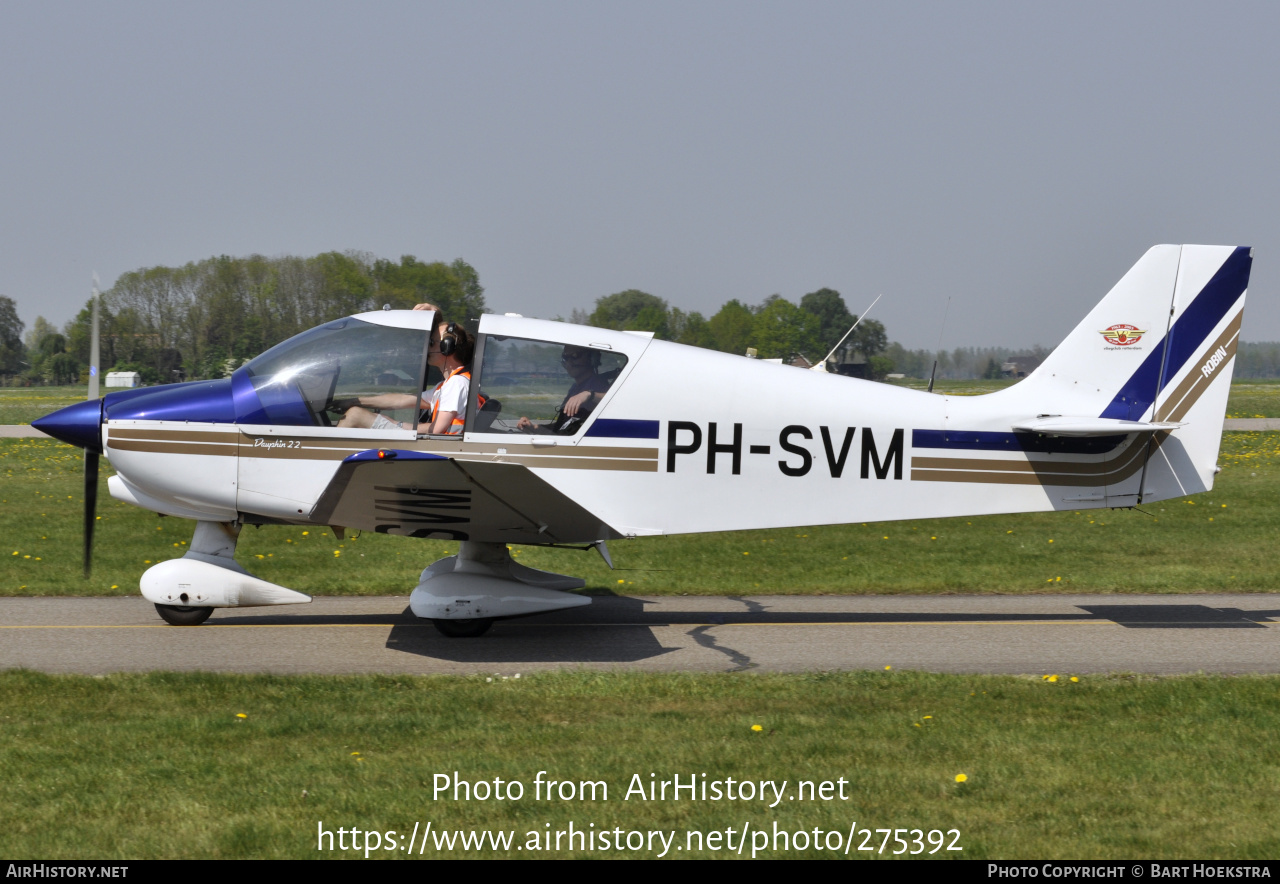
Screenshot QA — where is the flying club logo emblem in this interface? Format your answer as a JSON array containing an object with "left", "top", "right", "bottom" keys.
[{"left": 1100, "top": 324, "right": 1146, "bottom": 346}]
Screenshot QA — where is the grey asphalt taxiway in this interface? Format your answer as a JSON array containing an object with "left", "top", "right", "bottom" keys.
[{"left": 3, "top": 594, "right": 1279, "bottom": 676}]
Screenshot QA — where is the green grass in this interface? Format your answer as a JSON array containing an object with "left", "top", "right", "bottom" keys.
[
  {"left": 1225, "top": 380, "right": 1280, "bottom": 418},
  {"left": 4, "top": 433, "right": 1280, "bottom": 596},
  {"left": 0, "top": 385, "right": 89, "bottom": 425},
  {"left": 1, "top": 669, "right": 1278, "bottom": 859}
]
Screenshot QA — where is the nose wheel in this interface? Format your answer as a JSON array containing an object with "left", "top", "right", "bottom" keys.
[{"left": 155, "top": 604, "right": 214, "bottom": 626}]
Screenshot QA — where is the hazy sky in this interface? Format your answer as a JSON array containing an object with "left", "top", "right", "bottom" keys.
[{"left": 2, "top": 1, "right": 1277, "bottom": 349}]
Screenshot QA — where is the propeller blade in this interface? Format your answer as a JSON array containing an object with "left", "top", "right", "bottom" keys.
[{"left": 83, "top": 449, "right": 98, "bottom": 578}]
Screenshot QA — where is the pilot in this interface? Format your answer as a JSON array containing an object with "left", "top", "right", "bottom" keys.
[
  {"left": 337, "top": 321, "right": 475, "bottom": 435},
  {"left": 517, "top": 345, "right": 611, "bottom": 434}
]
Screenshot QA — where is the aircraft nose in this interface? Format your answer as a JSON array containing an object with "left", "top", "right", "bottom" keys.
[{"left": 32, "top": 399, "right": 104, "bottom": 454}]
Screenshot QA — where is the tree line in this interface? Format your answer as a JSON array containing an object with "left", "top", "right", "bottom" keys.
[
  {"left": 1, "top": 252, "right": 486, "bottom": 385},
  {"left": 5, "top": 248, "right": 1279, "bottom": 387},
  {"left": 570, "top": 287, "right": 889, "bottom": 372}
]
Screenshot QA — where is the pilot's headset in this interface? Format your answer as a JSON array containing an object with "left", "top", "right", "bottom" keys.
[{"left": 437, "top": 323, "right": 474, "bottom": 362}]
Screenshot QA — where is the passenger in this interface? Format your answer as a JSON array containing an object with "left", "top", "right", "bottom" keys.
[
  {"left": 517, "top": 345, "right": 611, "bottom": 434},
  {"left": 338, "top": 321, "right": 475, "bottom": 434}
]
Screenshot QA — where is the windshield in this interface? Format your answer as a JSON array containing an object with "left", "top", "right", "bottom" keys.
[
  {"left": 238, "top": 319, "right": 429, "bottom": 426},
  {"left": 472, "top": 336, "right": 626, "bottom": 435}
]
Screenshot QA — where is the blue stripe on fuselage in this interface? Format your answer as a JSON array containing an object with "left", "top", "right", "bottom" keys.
[
  {"left": 585, "top": 419, "right": 660, "bottom": 439},
  {"left": 912, "top": 429, "right": 1126, "bottom": 455}
]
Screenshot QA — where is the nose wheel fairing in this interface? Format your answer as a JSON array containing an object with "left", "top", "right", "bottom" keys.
[{"left": 139, "top": 521, "right": 312, "bottom": 613}]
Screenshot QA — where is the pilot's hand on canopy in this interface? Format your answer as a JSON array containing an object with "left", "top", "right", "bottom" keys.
[{"left": 562, "top": 390, "right": 592, "bottom": 417}]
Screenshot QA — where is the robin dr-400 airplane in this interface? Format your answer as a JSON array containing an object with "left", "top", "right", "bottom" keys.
[{"left": 34, "top": 245, "right": 1251, "bottom": 636}]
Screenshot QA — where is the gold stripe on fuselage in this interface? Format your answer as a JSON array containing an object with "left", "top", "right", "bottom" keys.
[{"left": 105, "top": 426, "right": 658, "bottom": 472}]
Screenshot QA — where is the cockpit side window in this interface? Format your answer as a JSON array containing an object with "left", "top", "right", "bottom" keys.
[
  {"left": 237, "top": 319, "right": 429, "bottom": 427},
  {"left": 470, "top": 336, "right": 627, "bottom": 435}
]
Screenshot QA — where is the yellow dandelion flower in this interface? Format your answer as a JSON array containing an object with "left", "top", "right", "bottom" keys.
[
  {"left": 751, "top": 724, "right": 763, "bottom": 732},
  {"left": 923, "top": 715, "right": 932, "bottom": 719},
  {"left": 1047, "top": 675, "right": 1059, "bottom": 683},
  {"left": 111, "top": 585, "right": 118, "bottom": 589},
  {"left": 913, "top": 723, "right": 921, "bottom": 727},
  {"left": 955, "top": 774, "right": 967, "bottom": 783},
  {"left": 884, "top": 665, "right": 891, "bottom": 670},
  {"left": 1070, "top": 676, "right": 1079, "bottom": 682},
  {"left": 302, "top": 531, "right": 309, "bottom": 536},
  {"left": 236, "top": 713, "right": 247, "bottom": 719}
]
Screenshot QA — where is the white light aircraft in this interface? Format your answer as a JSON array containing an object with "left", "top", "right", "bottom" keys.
[{"left": 35, "top": 245, "right": 1252, "bottom": 636}]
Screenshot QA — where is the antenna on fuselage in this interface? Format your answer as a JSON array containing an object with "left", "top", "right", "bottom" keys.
[
  {"left": 812, "top": 293, "right": 882, "bottom": 372},
  {"left": 927, "top": 296, "right": 951, "bottom": 394}
]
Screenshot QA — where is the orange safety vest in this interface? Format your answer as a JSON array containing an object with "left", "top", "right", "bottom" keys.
[{"left": 425, "top": 368, "right": 484, "bottom": 434}]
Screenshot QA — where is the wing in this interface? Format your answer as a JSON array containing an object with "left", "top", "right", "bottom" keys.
[{"left": 309, "top": 449, "right": 621, "bottom": 545}]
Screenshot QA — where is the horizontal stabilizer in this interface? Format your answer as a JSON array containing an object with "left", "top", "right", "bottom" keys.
[{"left": 1011, "top": 416, "right": 1185, "bottom": 437}]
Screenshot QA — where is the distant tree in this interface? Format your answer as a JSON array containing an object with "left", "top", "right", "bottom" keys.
[
  {"left": 372, "top": 255, "right": 484, "bottom": 323},
  {"left": 751, "top": 295, "right": 822, "bottom": 360},
  {"left": 0, "top": 296, "right": 25, "bottom": 378},
  {"left": 589, "top": 290, "right": 670, "bottom": 337},
  {"left": 882, "top": 342, "right": 930, "bottom": 378},
  {"left": 799, "top": 288, "right": 854, "bottom": 359},
  {"left": 707, "top": 300, "right": 755, "bottom": 355},
  {"left": 983, "top": 357, "right": 1003, "bottom": 379},
  {"left": 848, "top": 318, "right": 888, "bottom": 363},
  {"left": 669, "top": 308, "right": 715, "bottom": 348},
  {"left": 46, "top": 352, "right": 81, "bottom": 385},
  {"left": 449, "top": 259, "right": 488, "bottom": 323},
  {"left": 23, "top": 316, "right": 56, "bottom": 352},
  {"left": 867, "top": 354, "right": 896, "bottom": 380}
]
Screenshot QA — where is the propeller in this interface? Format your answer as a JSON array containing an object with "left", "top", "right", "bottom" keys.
[
  {"left": 83, "top": 274, "right": 102, "bottom": 577},
  {"left": 83, "top": 450, "right": 98, "bottom": 577}
]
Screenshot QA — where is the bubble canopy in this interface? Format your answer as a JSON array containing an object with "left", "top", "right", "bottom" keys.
[{"left": 232, "top": 318, "right": 430, "bottom": 426}]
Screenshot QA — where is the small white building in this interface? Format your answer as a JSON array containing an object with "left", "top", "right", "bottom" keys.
[{"left": 105, "top": 371, "right": 142, "bottom": 388}]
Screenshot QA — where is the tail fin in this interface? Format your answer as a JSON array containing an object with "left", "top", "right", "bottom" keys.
[{"left": 1008, "top": 244, "right": 1252, "bottom": 500}]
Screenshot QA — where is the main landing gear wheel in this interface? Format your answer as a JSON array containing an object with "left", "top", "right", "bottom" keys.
[
  {"left": 155, "top": 604, "right": 214, "bottom": 626},
  {"left": 432, "top": 618, "right": 494, "bottom": 638}
]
